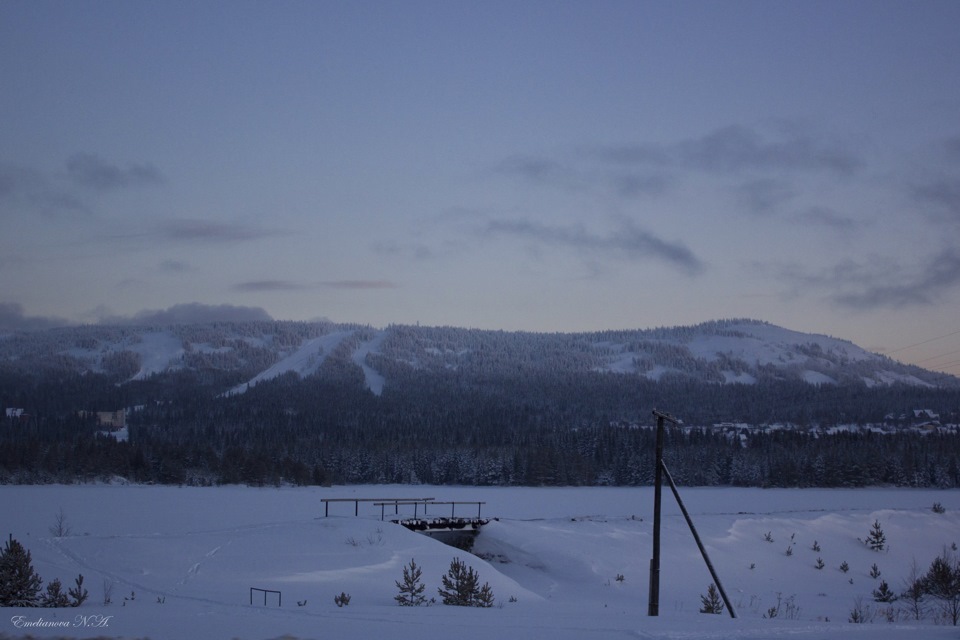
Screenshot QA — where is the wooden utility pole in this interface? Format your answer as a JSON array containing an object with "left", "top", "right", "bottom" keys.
[
  {"left": 647, "top": 409, "right": 672, "bottom": 616},
  {"left": 647, "top": 409, "right": 736, "bottom": 619}
]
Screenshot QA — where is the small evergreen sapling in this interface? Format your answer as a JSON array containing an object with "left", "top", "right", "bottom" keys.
[
  {"left": 41, "top": 578, "right": 69, "bottom": 608},
  {"left": 872, "top": 580, "right": 898, "bottom": 603},
  {"left": 699, "top": 583, "right": 725, "bottom": 615},
  {"left": 475, "top": 581, "right": 495, "bottom": 608},
  {"left": 866, "top": 520, "right": 886, "bottom": 551},
  {"left": 395, "top": 558, "right": 427, "bottom": 606},
  {"left": 69, "top": 574, "right": 89, "bottom": 607}
]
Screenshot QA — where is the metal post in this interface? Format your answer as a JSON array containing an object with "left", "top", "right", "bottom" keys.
[{"left": 648, "top": 411, "right": 666, "bottom": 616}]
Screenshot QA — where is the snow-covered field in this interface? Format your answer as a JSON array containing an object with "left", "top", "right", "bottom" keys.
[{"left": 2, "top": 484, "right": 959, "bottom": 640}]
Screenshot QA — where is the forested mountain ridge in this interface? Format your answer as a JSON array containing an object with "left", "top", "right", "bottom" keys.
[
  {"left": 0, "top": 318, "right": 952, "bottom": 393},
  {"left": 3, "top": 318, "right": 959, "bottom": 487}
]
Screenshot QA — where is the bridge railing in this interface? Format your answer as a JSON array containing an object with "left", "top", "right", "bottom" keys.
[{"left": 320, "top": 497, "right": 435, "bottom": 517}]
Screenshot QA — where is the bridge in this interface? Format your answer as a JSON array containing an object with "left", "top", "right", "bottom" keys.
[{"left": 320, "top": 496, "right": 490, "bottom": 547}]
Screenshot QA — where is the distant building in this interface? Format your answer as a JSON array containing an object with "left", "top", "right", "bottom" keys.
[
  {"left": 80, "top": 409, "right": 126, "bottom": 428},
  {"left": 97, "top": 410, "right": 126, "bottom": 429}
]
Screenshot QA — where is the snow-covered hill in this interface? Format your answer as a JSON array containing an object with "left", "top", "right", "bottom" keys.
[{"left": 0, "top": 318, "right": 954, "bottom": 393}]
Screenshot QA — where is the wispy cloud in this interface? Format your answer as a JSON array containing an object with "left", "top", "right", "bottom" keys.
[
  {"left": 0, "top": 302, "right": 72, "bottom": 331},
  {"left": 494, "top": 124, "right": 863, "bottom": 208},
  {"left": 159, "top": 219, "right": 285, "bottom": 243},
  {"left": 234, "top": 280, "right": 311, "bottom": 292},
  {"left": 734, "top": 178, "right": 796, "bottom": 215},
  {"left": 100, "top": 303, "right": 274, "bottom": 325},
  {"left": 234, "top": 279, "right": 398, "bottom": 292},
  {"left": 791, "top": 206, "right": 861, "bottom": 231},
  {"left": 373, "top": 240, "right": 440, "bottom": 261},
  {"left": 65, "top": 153, "right": 164, "bottom": 190},
  {"left": 777, "top": 247, "right": 960, "bottom": 309},
  {"left": 483, "top": 217, "right": 704, "bottom": 276},
  {"left": 494, "top": 155, "right": 583, "bottom": 189},
  {"left": 591, "top": 124, "right": 863, "bottom": 177},
  {"left": 1, "top": 153, "right": 164, "bottom": 218},
  {"left": 942, "top": 135, "right": 960, "bottom": 163},
  {"left": 159, "top": 259, "right": 191, "bottom": 273},
  {"left": 910, "top": 178, "right": 960, "bottom": 223},
  {"left": 321, "top": 280, "right": 398, "bottom": 289},
  {"left": 676, "top": 125, "right": 863, "bottom": 177},
  {"left": 494, "top": 153, "right": 669, "bottom": 200},
  {"left": 0, "top": 163, "right": 89, "bottom": 217}
]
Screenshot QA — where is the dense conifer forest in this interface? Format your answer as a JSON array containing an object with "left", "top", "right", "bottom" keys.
[{"left": 2, "top": 360, "right": 958, "bottom": 488}]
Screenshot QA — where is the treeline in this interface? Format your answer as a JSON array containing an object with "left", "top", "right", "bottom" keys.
[{"left": 1, "top": 369, "right": 959, "bottom": 488}]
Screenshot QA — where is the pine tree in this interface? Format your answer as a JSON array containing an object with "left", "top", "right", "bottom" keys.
[
  {"left": 475, "top": 581, "right": 495, "bottom": 608},
  {"left": 922, "top": 550, "right": 960, "bottom": 625},
  {"left": 41, "top": 578, "right": 69, "bottom": 607},
  {"left": 438, "top": 557, "right": 478, "bottom": 606},
  {"left": 395, "top": 558, "right": 427, "bottom": 606},
  {"left": 437, "top": 557, "right": 492, "bottom": 607},
  {"left": 872, "top": 580, "right": 897, "bottom": 603},
  {"left": 69, "top": 574, "right": 89, "bottom": 607},
  {"left": 0, "top": 536, "right": 43, "bottom": 607},
  {"left": 699, "top": 583, "right": 725, "bottom": 614},
  {"left": 867, "top": 519, "right": 886, "bottom": 551}
]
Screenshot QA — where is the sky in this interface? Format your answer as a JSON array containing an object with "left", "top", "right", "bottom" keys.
[{"left": 1, "top": 0, "right": 959, "bottom": 376}]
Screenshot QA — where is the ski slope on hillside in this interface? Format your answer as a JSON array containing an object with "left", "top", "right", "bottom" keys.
[
  {"left": 2, "top": 485, "right": 959, "bottom": 640},
  {"left": 227, "top": 331, "right": 353, "bottom": 395}
]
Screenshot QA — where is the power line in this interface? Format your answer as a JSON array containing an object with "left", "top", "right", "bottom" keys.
[
  {"left": 882, "top": 328, "right": 960, "bottom": 355},
  {"left": 913, "top": 347, "right": 960, "bottom": 365}
]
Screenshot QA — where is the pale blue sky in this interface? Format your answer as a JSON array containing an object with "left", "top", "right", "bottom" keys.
[{"left": 2, "top": 0, "right": 959, "bottom": 375}]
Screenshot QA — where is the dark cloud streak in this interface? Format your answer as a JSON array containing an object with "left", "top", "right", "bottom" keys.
[
  {"left": 911, "top": 178, "right": 960, "bottom": 222},
  {"left": 65, "top": 153, "right": 164, "bottom": 190},
  {"left": 484, "top": 218, "right": 704, "bottom": 276},
  {"left": 0, "top": 163, "right": 89, "bottom": 217},
  {"left": 777, "top": 247, "right": 960, "bottom": 310},
  {"left": 234, "top": 279, "right": 398, "bottom": 292},
  {"left": 734, "top": 178, "right": 795, "bottom": 215},
  {"left": 677, "top": 125, "right": 863, "bottom": 177},
  {"left": 791, "top": 206, "right": 861, "bottom": 231},
  {"left": 159, "top": 219, "right": 285, "bottom": 243}
]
